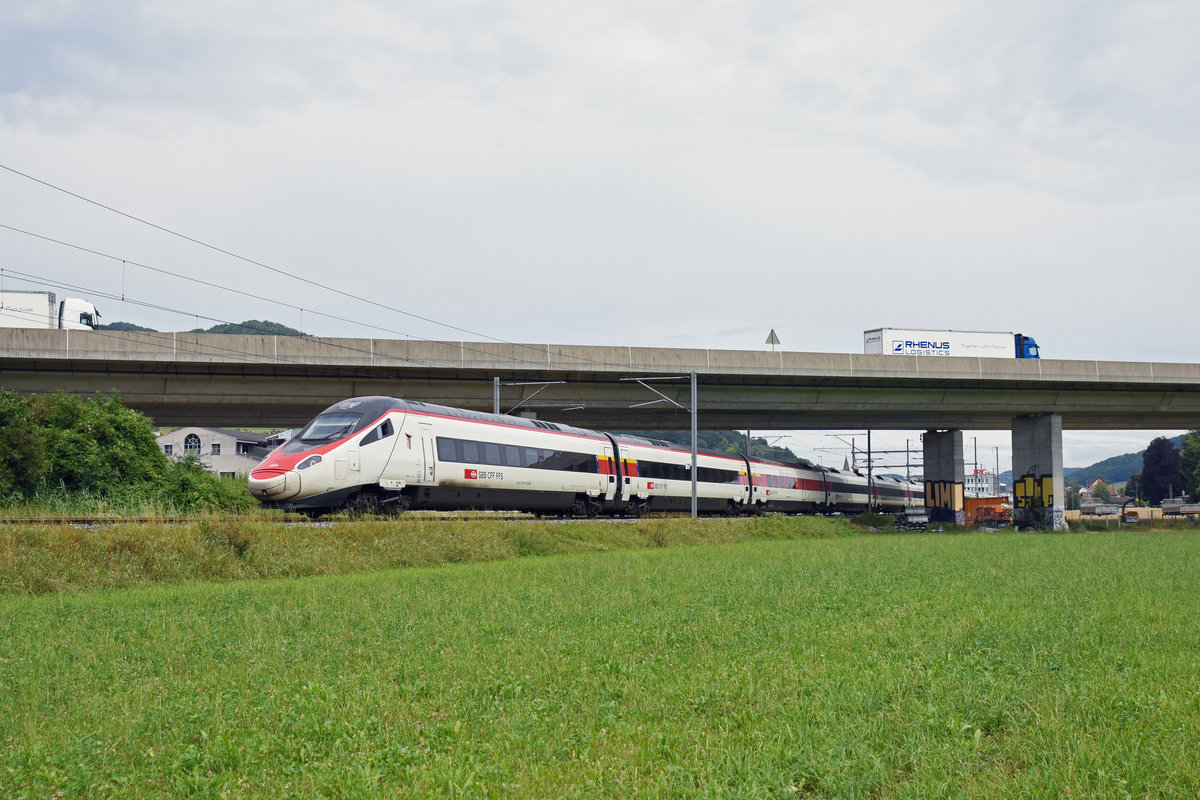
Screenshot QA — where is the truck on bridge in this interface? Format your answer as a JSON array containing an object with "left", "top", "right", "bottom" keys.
[
  {"left": 0, "top": 291, "right": 101, "bottom": 331},
  {"left": 864, "top": 327, "right": 1040, "bottom": 359}
]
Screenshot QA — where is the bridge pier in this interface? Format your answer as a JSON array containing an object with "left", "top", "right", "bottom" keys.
[
  {"left": 923, "top": 430, "right": 965, "bottom": 524},
  {"left": 1011, "top": 414, "right": 1066, "bottom": 530}
]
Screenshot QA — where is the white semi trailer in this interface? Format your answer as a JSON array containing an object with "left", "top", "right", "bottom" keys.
[
  {"left": 864, "top": 328, "right": 1040, "bottom": 359},
  {"left": 0, "top": 290, "right": 101, "bottom": 330}
]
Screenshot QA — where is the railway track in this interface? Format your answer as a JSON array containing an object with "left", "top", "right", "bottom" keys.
[{"left": 0, "top": 511, "right": 652, "bottom": 526}]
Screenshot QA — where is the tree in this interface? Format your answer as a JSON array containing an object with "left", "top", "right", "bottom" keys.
[
  {"left": 1141, "top": 437, "right": 1182, "bottom": 505},
  {"left": 617, "top": 429, "right": 812, "bottom": 467},
  {"left": 0, "top": 422, "right": 46, "bottom": 495},
  {"left": 1180, "top": 431, "right": 1200, "bottom": 501},
  {"left": 0, "top": 389, "right": 255, "bottom": 512},
  {"left": 1125, "top": 471, "right": 1142, "bottom": 501},
  {"left": 190, "top": 320, "right": 308, "bottom": 336},
  {"left": 1065, "top": 481, "right": 1082, "bottom": 510},
  {"left": 1093, "top": 481, "right": 1112, "bottom": 503},
  {"left": 101, "top": 321, "right": 158, "bottom": 332}
]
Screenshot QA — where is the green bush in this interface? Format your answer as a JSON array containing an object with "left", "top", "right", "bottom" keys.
[
  {"left": 154, "top": 457, "right": 257, "bottom": 514},
  {"left": 0, "top": 390, "right": 255, "bottom": 514}
]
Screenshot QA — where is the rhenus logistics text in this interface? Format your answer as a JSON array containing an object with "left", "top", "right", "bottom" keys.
[{"left": 891, "top": 339, "right": 951, "bottom": 355}]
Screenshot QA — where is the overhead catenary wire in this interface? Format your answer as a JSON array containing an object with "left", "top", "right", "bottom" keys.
[
  {"left": 0, "top": 220, "right": 632, "bottom": 371},
  {"left": 0, "top": 162, "right": 627, "bottom": 369},
  {"left": 0, "top": 270, "right": 449, "bottom": 370},
  {"left": 1, "top": 223, "right": 430, "bottom": 342},
  {"left": 0, "top": 263, "right": 642, "bottom": 373}
]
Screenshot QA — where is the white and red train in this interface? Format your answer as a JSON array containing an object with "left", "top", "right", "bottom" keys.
[{"left": 248, "top": 396, "right": 925, "bottom": 517}]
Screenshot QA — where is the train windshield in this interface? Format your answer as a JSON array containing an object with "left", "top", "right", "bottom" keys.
[{"left": 297, "top": 412, "right": 361, "bottom": 443}]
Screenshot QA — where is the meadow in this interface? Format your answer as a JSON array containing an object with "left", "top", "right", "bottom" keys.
[{"left": 2, "top": 522, "right": 1198, "bottom": 798}]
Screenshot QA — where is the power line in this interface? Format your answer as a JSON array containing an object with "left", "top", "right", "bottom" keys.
[
  {"left": 0, "top": 267, "right": 641, "bottom": 375},
  {"left": 0, "top": 305, "right": 355, "bottom": 373},
  {"left": 0, "top": 269, "right": 448, "bottom": 369},
  {"left": 0, "top": 223, "right": 629, "bottom": 370},
  {"left": 0, "top": 218, "right": 631, "bottom": 371},
  {"left": 0, "top": 161, "right": 609, "bottom": 365},
  {"left": 1, "top": 222, "right": 423, "bottom": 341}
]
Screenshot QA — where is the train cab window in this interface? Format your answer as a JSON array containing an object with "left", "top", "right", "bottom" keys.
[
  {"left": 361, "top": 419, "right": 394, "bottom": 446},
  {"left": 299, "top": 412, "right": 361, "bottom": 443}
]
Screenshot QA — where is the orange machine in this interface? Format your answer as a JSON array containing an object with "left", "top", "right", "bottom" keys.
[{"left": 964, "top": 496, "right": 1013, "bottom": 527}]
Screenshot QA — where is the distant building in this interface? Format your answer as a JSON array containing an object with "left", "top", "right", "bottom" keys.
[
  {"left": 965, "top": 468, "right": 1000, "bottom": 497},
  {"left": 1081, "top": 477, "right": 1110, "bottom": 502},
  {"left": 156, "top": 427, "right": 280, "bottom": 477}
]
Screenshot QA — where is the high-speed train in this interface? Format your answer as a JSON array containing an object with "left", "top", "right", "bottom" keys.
[{"left": 248, "top": 396, "right": 925, "bottom": 517}]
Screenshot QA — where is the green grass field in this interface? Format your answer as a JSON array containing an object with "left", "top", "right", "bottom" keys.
[{"left": 3, "top": 526, "right": 1199, "bottom": 798}]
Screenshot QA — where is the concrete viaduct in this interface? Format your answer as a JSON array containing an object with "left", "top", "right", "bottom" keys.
[{"left": 4, "top": 328, "right": 1200, "bottom": 528}]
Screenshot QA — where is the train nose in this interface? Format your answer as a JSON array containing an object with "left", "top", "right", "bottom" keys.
[{"left": 248, "top": 469, "right": 301, "bottom": 500}]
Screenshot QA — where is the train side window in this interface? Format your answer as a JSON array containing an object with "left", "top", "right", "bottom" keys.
[
  {"left": 437, "top": 437, "right": 456, "bottom": 461},
  {"left": 463, "top": 441, "right": 480, "bottom": 463},
  {"left": 504, "top": 445, "right": 522, "bottom": 467},
  {"left": 524, "top": 447, "right": 540, "bottom": 467},
  {"left": 484, "top": 443, "right": 501, "bottom": 465}
]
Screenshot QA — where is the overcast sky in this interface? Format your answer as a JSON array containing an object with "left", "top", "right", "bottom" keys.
[{"left": 2, "top": 0, "right": 1198, "bottom": 469}]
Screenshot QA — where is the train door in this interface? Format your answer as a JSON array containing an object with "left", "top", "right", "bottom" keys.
[
  {"left": 603, "top": 444, "right": 617, "bottom": 503},
  {"left": 418, "top": 421, "right": 436, "bottom": 484},
  {"left": 737, "top": 456, "right": 752, "bottom": 507},
  {"left": 604, "top": 435, "right": 626, "bottom": 506},
  {"left": 358, "top": 417, "right": 400, "bottom": 482}
]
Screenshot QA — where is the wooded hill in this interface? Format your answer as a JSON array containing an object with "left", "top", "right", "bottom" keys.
[
  {"left": 101, "top": 320, "right": 308, "bottom": 336},
  {"left": 616, "top": 429, "right": 811, "bottom": 467},
  {"left": 999, "top": 434, "right": 1187, "bottom": 486}
]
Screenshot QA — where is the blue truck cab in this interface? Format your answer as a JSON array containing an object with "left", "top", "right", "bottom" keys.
[{"left": 1016, "top": 334, "right": 1040, "bottom": 359}]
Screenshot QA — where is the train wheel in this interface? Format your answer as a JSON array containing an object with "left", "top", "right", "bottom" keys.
[
  {"left": 382, "top": 494, "right": 411, "bottom": 517},
  {"left": 346, "top": 492, "right": 381, "bottom": 517},
  {"left": 571, "top": 497, "right": 600, "bottom": 518}
]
